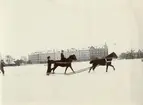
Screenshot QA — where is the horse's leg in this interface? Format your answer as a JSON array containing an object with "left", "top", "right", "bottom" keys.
[
  {"left": 92, "top": 64, "right": 97, "bottom": 71},
  {"left": 50, "top": 67, "right": 54, "bottom": 73},
  {"left": 1, "top": 68, "right": 5, "bottom": 76},
  {"left": 106, "top": 64, "right": 109, "bottom": 72},
  {"left": 64, "top": 66, "right": 69, "bottom": 74},
  {"left": 88, "top": 65, "right": 93, "bottom": 73},
  {"left": 109, "top": 64, "right": 115, "bottom": 70},
  {"left": 52, "top": 65, "right": 58, "bottom": 74},
  {"left": 69, "top": 65, "right": 75, "bottom": 73}
]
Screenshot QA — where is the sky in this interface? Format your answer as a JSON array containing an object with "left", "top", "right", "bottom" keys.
[{"left": 0, "top": 0, "right": 143, "bottom": 59}]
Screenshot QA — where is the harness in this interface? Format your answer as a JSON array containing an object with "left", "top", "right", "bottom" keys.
[{"left": 105, "top": 58, "right": 111, "bottom": 65}]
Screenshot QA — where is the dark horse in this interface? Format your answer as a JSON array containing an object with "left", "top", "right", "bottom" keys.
[
  {"left": 88, "top": 52, "right": 118, "bottom": 73},
  {"left": 51, "top": 54, "right": 77, "bottom": 74}
]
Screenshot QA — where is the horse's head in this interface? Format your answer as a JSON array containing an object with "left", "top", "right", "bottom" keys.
[
  {"left": 69, "top": 54, "right": 77, "bottom": 61},
  {"left": 106, "top": 52, "right": 118, "bottom": 59},
  {"left": 112, "top": 52, "right": 118, "bottom": 59}
]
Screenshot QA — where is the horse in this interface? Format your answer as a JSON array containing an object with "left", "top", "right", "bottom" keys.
[
  {"left": 51, "top": 54, "right": 77, "bottom": 74},
  {"left": 88, "top": 52, "right": 118, "bottom": 73}
]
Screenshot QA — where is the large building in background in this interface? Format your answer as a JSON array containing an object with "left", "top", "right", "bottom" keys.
[
  {"left": 64, "top": 48, "right": 90, "bottom": 61},
  {"left": 28, "top": 44, "right": 108, "bottom": 64},
  {"left": 28, "top": 51, "right": 55, "bottom": 64},
  {"left": 89, "top": 43, "right": 108, "bottom": 60}
]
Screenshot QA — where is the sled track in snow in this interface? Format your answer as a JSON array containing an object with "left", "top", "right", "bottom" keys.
[{"left": 51, "top": 67, "right": 90, "bottom": 76}]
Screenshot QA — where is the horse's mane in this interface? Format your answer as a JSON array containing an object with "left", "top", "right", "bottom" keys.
[
  {"left": 68, "top": 54, "right": 75, "bottom": 58},
  {"left": 105, "top": 52, "right": 117, "bottom": 58}
]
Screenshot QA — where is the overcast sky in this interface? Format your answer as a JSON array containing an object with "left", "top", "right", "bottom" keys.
[{"left": 0, "top": 0, "right": 143, "bottom": 58}]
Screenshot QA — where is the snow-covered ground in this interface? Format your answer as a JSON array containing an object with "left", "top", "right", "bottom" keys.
[{"left": 0, "top": 59, "right": 143, "bottom": 105}]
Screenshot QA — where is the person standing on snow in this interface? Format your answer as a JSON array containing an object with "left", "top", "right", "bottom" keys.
[
  {"left": 0, "top": 60, "right": 5, "bottom": 76},
  {"left": 46, "top": 56, "right": 52, "bottom": 75}
]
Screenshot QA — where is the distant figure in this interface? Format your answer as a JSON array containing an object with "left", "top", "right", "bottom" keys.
[
  {"left": 46, "top": 56, "right": 52, "bottom": 75},
  {"left": 0, "top": 60, "right": 5, "bottom": 76},
  {"left": 61, "top": 50, "right": 66, "bottom": 62}
]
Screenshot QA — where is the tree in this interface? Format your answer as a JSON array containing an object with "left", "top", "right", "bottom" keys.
[
  {"left": 130, "top": 49, "right": 135, "bottom": 59},
  {"left": 5, "top": 55, "right": 15, "bottom": 64},
  {"left": 21, "top": 56, "right": 27, "bottom": 63},
  {"left": 14, "top": 60, "right": 21, "bottom": 66},
  {"left": 119, "top": 53, "right": 127, "bottom": 59},
  {"left": 27, "top": 60, "right": 32, "bottom": 64}
]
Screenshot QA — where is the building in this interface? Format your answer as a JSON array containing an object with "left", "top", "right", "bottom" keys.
[
  {"left": 64, "top": 48, "right": 80, "bottom": 61},
  {"left": 78, "top": 49, "right": 90, "bottom": 61},
  {"left": 28, "top": 44, "right": 108, "bottom": 63},
  {"left": 62, "top": 48, "right": 90, "bottom": 61},
  {"left": 28, "top": 52, "right": 41, "bottom": 64},
  {"left": 28, "top": 51, "right": 55, "bottom": 64},
  {"left": 89, "top": 43, "right": 108, "bottom": 60}
]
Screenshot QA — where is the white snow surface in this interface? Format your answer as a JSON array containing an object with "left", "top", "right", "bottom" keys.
[{"left": 0, "top": 59, "right": 143, "bottom": 105}]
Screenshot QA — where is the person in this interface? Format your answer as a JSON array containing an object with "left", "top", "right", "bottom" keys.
[
  {"left": 0, "top": 60, "right": 5, "bottom": 76},
  {"left": 46, "top": 56, "right": 52, "bottom": 75},
  {"left": 61, "top": 50, "right": 66, "bottom": 62}
]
